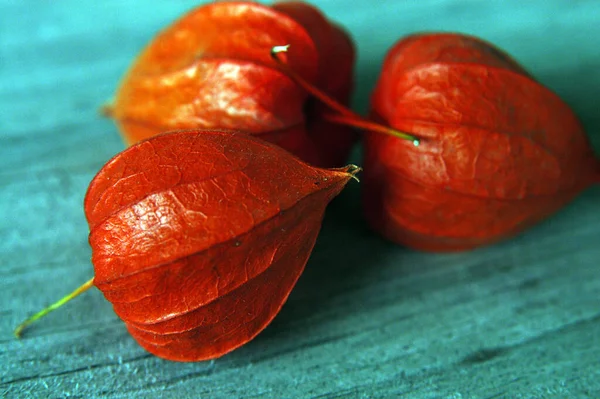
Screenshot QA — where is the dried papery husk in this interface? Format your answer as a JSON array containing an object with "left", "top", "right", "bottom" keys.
[{"left": 85, "top": 129, "right": 359, "bottom": 361}]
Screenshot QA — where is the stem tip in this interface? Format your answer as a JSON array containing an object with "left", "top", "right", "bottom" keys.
[
  {"left": 270, "top": 44, "right": 422, "bottom": 145},
  {"left": 271, "top": 44, "right": 290, "bottom": 57},
  {"left": 14, "top": 278, "right": 95, "bottom": 339}
]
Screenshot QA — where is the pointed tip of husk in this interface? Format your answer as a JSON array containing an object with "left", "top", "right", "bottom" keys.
[
  {"left": 100, "top": 102, "right": 115, "bottom": 118},
  {"left": 321, "top": 164, "right": 362, "bottom": 183},
  {"left": 344, "top": 164, "right": 362, "bottom": 182}
]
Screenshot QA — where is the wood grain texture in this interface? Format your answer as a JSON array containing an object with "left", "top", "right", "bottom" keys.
[{"left": 1, "top": 1, "right": 599, "bottom": 398}]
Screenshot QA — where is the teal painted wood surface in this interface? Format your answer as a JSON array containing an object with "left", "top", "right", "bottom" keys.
[{"left": 1, "top": 1, "right": 599, "bottom": 398}]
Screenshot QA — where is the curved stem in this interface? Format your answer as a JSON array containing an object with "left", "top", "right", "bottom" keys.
[
  {"left": 270, "top": 45, "right": 422, "bottom": 146},
  {"left": 15, "top": 277, "right": 95, "bottom": 338},
  {"left": 324, "top": 114, "right": 421, "bottom": 146}
]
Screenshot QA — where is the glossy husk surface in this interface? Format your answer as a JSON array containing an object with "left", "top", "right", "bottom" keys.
[
  {"left": 111, "top": 1, "right": 356, "bottom": 167},
  {"left": 85, "top": 130, "right": 355, "bottom": 361},
  {"left": 364, "top": 33, "right": 599, "bottom": 251}
]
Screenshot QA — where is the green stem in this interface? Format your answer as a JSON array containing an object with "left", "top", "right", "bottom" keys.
[
  {"left": 270, "top": 45, "right": 422, "bottom": 146},
  {"left": 15, "top": 277, "right": 95, "bottom": 338}
]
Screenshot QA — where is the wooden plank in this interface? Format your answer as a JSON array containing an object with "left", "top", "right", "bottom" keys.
[{"left": 2, "top": 1, "right": 599, "bottom": 398}]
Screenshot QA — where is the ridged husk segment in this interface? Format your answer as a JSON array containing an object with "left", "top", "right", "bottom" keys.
[
  {"left": 110, "top": 1, "right": 356, "bottom": 167},
  {"left": 84, "top": 130, "right": 356, "bottom": 361},
  {"left": 364, "top": 33, "right": 598, "bottom": 251}
]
